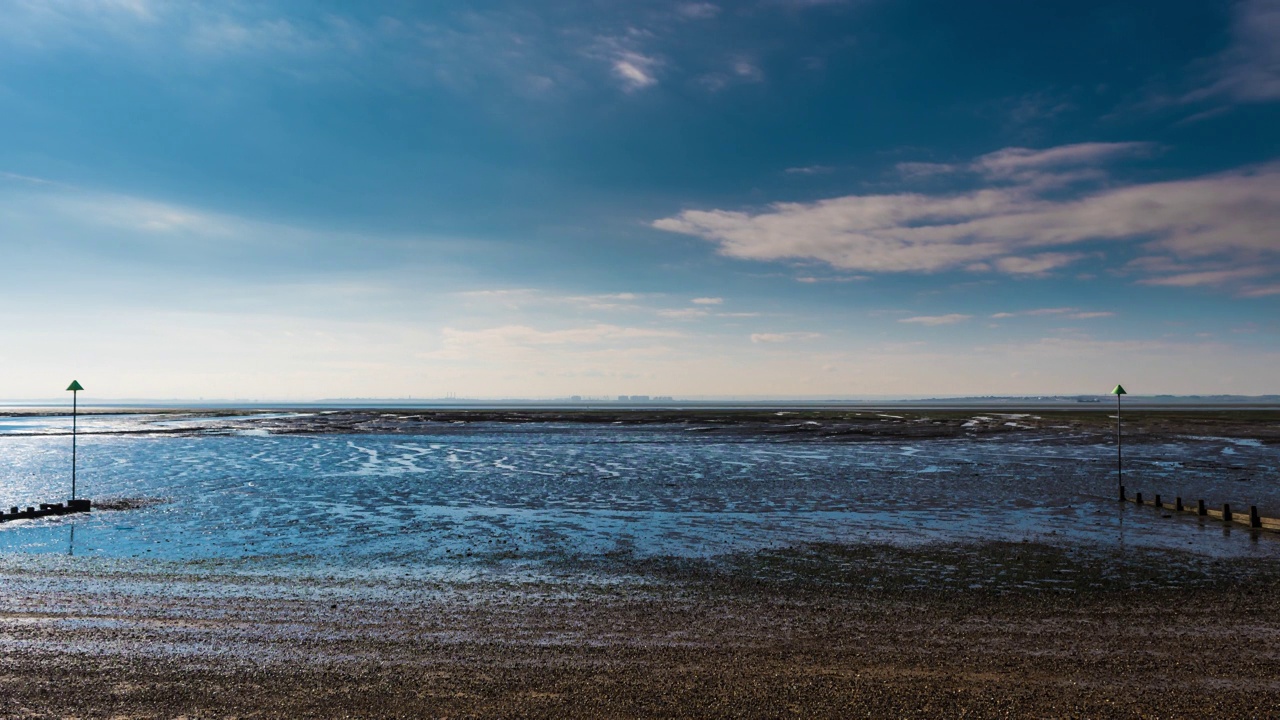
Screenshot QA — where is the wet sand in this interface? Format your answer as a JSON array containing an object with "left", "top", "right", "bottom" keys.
[{"left": 9, "top": 405, "right": 1280, "bottom": 444}]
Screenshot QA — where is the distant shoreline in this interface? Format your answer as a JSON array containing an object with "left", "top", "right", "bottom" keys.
[{"left": 4, "top": 393, "right": 1280, "bottom": 413}]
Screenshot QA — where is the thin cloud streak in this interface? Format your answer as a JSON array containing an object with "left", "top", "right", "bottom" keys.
[
  {"left": 1184, "top": 0, "right": 1280, "bottom": 104},
  {"left": 899, "top": 314, "right": 971, "bottom": 326},
  {"left": 991, "top": 308, "right": 1115, "bottom": 320},
  {"left": 750, "top": 332, "right": 822, "bottom": 343}
]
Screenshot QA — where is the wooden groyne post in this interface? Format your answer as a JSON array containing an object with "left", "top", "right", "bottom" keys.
[
  {"left": 1123, "top": 492, "right": 1280, "bottom": 533},
  {"left": 0, "top": 500, "right": 90, "bottom": 523}
]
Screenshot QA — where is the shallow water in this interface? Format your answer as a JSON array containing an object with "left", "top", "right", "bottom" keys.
[{"left": 1, "top": 417, "right": 1278, "bottom": 579}]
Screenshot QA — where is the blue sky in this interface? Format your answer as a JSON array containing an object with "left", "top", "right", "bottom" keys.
[{"left": 1, "top": 0, "right": 1278, "bottom": 399}]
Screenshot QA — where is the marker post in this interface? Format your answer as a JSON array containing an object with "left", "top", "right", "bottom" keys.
[
  {"left": 67, "top": 380, "right": 83, "bottom": 501},
  {"left": 1111, "top": 384, "right": 1127, "bottom": 500}
]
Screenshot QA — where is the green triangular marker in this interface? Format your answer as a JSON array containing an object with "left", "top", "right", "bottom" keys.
[
  {"left": 66, "top": 380, "right": 84, "bottom": 392},
  {"left": 1111, "top": 384, "right": 1127, "bottom": 395}
]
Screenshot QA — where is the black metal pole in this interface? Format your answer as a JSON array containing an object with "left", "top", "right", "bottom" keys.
[
  {"left": 72, "top": 390, "right": 77, "bottom": 501},
  {"left": 1116, "top": 392, "right": 1122, "bottom": 492}
]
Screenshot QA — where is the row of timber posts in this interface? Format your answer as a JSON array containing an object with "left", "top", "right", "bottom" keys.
[
  {"left": 1111, "top": 382, "right": 1277, "bottom": 534},
  {"left": 1119, "top": 490, "right": 1280, "bottom": 532}
]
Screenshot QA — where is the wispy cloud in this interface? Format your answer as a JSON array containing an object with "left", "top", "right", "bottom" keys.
[
  {"left": 691, "top": 297, "right": 723, "bottom": 305},
  {"left": 0, "top": 1, "right": 341, "bottom": 58},
  {"left": 795, "top": 275, "right": 866, "bottom": 283},
  {"left": 675, "top": 3, "right": 721, "bottom": 20},
  {"left": 659, "top": 308, "right": 709, "bottom": 319},
  {"left": 732, "top": 58, "right": 764, "bottom": 82},
  {"left": 1, "top": 170, "right": 64, "bottom": 187},
  {"left": 894, "top": 143, "right": 1155, "bottom": 187},
  {"left": 750, "top": 332, "right": 822, "bottom": 343},
  {"left": 899, "top": 314, "right": 971, "bottom": 326},
  {"left": 1240, "top": 284, "right": 1280, "bottom": 297},
  {"left": 993, "top": 253, "right": 1087, "bottom": 275},
  {"left": 186, "top": 16, "right": 325, "bottom": 57},
  {"left": 895, "top": 162, "right": 955, "bottom": 179},
  {"left": 971, "top": 142, "right": 1155, "bottom": 181},
  {"left": 1184, "top": 0, "right": 1280, "bottom": 104},
  {"left": 1138, "top": 266, "right": 1273, "bottom": 288},
  {"left": 0, "top": 0, "right": 158, "bottom": 29},
  {"left": 34, "top": 190, "right": 237, "bottom": 238},
  {"left": 767, "top": 0, "right": 853, "bottom": 7},
  {"left": 991, "top": 308, "right": 1115, "bottom": 320},
  {"left": 697, "top": 56, "right": 765, "bottom": 91}
]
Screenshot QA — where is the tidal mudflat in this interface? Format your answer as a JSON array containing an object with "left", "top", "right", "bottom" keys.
[{"left": 1, "top": 408, "right": 1278, "bottom": 717}]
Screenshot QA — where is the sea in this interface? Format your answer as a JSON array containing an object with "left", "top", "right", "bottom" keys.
[{"left": 2, "top": 410, "right": 1278, "bottom": 581}]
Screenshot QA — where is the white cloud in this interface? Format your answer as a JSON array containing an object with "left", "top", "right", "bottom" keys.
[
  {"left": 786, "top": 165, "right": 835, "bottom": 175},
  {"left": 691, "top": 297, "right": 723, "bottom": 305},
  {"left": 611, "top": 50, "right": 659, "bottom": 90},
  {"left": 899, "top": 314, "right": 971, "bottom": 326},
  {"left": 653, "top": 144, "right": 1280, "bottom": 294}
]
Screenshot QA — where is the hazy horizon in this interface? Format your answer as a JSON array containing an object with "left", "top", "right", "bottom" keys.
[
  {"left": 3, "top": 0, "right": 1277, "bottom": 399},
  {"left": 5, "top": 392, "right": 1280, "bottom": 408}
]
